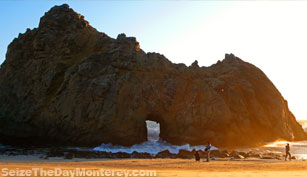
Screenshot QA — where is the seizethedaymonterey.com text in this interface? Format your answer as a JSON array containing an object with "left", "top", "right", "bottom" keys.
[{"left": 1, "top": 168, "right": 157, "bottom": 177}]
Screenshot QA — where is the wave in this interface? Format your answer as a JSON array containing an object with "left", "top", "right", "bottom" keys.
[{"left": 93, "top": 140, "right": 217, "bottom": 155}]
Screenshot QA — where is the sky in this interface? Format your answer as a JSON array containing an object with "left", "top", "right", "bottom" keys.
[{"left": 0, "top": 1, "right": 306, "bottom": 120}]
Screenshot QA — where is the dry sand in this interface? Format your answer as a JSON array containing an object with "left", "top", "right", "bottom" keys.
[{"left": 0, "top": 156, "right": 307, "bottom": 177}]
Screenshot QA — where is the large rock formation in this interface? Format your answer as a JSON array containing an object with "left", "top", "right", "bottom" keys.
[{"left": 0, "top": 4, "right": 306, "bottom": 147}]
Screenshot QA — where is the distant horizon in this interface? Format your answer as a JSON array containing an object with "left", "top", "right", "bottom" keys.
[{"left": 1, "top": 1, "right": 307, "bottom": 120}]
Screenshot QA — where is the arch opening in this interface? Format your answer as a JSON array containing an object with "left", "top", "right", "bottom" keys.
[{"left": 146, "top": 120, "right": 160, "bottom": 142}]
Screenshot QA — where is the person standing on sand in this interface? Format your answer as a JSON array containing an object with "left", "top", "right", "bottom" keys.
[
  {"left": 285, "top": 143, "right": 291, "bottom": 161},
  {"left": 205, "top": 142, "right": 212, "bottom": 162}
]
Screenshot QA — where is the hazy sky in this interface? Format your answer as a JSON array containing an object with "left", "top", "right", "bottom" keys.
[{"left": 0, "top": 1, "right": 306, "bottom": 120}]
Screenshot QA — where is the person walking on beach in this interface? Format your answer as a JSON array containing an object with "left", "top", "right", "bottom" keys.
[
  {"left": 194, "top": 150, "right": 200, "bottom": 162},
  {"left": 205, "top": 142, "right": 212, "bottom": 162},
  {"left": 285, "top": 143, "right": 291, "bottom": 161}
]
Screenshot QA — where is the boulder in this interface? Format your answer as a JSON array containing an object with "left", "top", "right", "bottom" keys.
[
  {"left": 176, "top": 150, "right": 193, "bottom": 159},
  {"left": 131, "top": 151, "right": 152, "bottom": 159},
  {"left": 220, "top": 150, "right": 230, "bottom": 158},
  {"left": 63, "top": 152, "right": 74, "bottom": 159},
  {"left": 236, "top": 155, "right": 245, "bottom": 159},
  {"left": 238, "top": 152, "right": 248, "bottom": 158},
  {"left": 210, "top": 150, "right": 222, "bottom": 158},
  {"left": 155, "top": 150, "right": 176, "bottom": 158},
  {"left": 72, "top": 150, "right": 109, "bottom": 159},
  {"left": 47, "top": 148, "right": 65, "bottom": 157},
  {"left": 111, "top": 152, "right": 131, "bottom": 158},
  {"left": 247, "top": 151, "right": 262, "bottom": 158},
  {"left": 40, "top": 155, "right": 49, "bottom": 160},
  {"left": 230, "top": 151, "right": 245, "bottom": 159}
]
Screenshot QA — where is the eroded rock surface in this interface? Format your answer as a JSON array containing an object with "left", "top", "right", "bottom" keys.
[{"left": 0, "top": 4, "right": 306, "bottom": 147}]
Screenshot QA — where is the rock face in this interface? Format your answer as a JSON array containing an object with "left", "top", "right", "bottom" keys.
[{"left": 0, "top": 4, "right": 306, "bottom": 147}]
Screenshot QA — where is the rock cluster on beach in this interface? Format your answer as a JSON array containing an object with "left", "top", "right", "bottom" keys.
[
  {"left": 0, "top": 4, "right": 306, "bottom": 148},
  {"left": 0, "top": 147, "right": 295, "bottom": 161}
]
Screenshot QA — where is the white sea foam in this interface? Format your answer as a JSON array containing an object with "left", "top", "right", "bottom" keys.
[{"left": 93, "top": 140, "right": 217, "bottom": 154}]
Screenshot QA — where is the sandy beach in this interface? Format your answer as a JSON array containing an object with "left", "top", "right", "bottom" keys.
[{"left": 1, "top": 156, "right": 307, "bottom": 177}]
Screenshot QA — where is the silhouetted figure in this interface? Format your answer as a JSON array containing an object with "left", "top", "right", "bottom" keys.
[
  {"left": 194, "top": 150, "right": 200, "bottom": 161},
  {"left": 285, "top": 143, "right": 291, "bottom": 161},
  {"left": 205, "top": 142, "right": 212, "bottom": 162}
]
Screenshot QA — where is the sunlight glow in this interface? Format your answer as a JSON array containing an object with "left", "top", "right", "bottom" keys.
[{"left": 264, "top": 141, "right": 290, "bottom": 148}]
